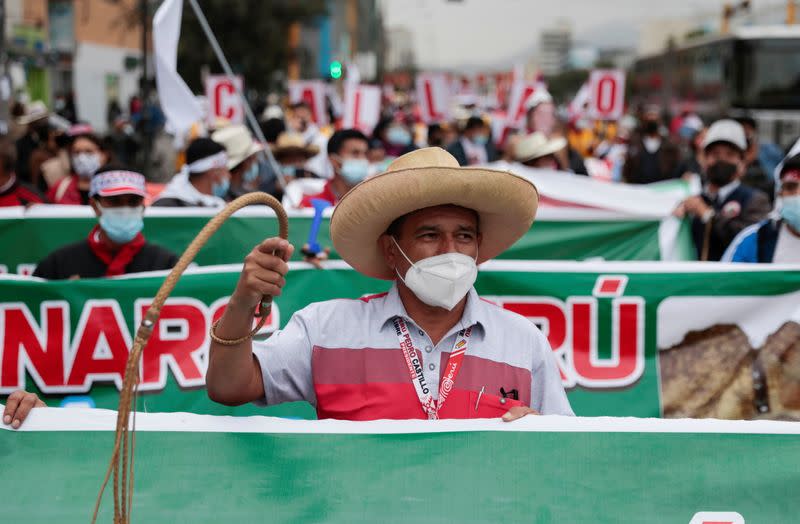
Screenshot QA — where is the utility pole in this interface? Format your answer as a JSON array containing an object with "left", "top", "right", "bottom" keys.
[
  {"left": 140, "top": 0, "right": 151, "bottom": 178},
  {"left": 0, "top": 0, "right": 10, "bottom": 135}
]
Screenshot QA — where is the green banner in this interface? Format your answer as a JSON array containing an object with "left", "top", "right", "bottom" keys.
[
  {"left": 3, "top": 411, "right": 799, "bottom": 523},
  {"left": 2, "top": 261, "right": 799, "bottom": 420},
  {"left": 0, "top": 207, "right": 694, "bottom": 275}
]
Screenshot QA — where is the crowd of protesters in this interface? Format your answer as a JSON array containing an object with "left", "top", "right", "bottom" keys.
[{"left": 1, "top": 85, "right": 799, "bottom": 278}]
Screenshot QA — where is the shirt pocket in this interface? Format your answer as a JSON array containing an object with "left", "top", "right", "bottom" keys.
[{"left": 468, "top": 390, "right": 524, "bottom": 419}]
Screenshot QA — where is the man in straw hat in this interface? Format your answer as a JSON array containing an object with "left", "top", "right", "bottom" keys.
[
  {"left": 207, "top": 147, "right": 573, "bottom": 420},
  {"left": 514, "top": 132, "right": 568, "bottom": 170}
]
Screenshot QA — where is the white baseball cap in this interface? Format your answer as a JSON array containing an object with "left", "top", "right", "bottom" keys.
[{"left": 701, "top": 119, "right": 747, "bottom": 151}]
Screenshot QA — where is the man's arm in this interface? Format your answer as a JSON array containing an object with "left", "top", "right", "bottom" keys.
[
  {"left": 206, "top": 237, "right": 294, "bottom": 405},
  {"left": 712, "top": 191, "right": 771, "bottom": 246}
]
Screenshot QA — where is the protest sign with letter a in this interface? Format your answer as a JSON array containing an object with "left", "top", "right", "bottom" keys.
[{"left": 288, "top": 80, "right": 329, "bottom": 127}]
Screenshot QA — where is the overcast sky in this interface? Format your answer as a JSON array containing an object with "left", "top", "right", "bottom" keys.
[{"left": 379, "top": 0, "right": 788, "bottom": 69}]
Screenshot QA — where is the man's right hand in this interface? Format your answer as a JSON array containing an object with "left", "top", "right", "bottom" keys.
[{"left": 231, "top": 237, "right": 295, "bottom": 310}]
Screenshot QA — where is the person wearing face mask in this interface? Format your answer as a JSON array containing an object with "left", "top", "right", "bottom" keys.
[
  {"left": 206, "top": 147, "right": 573, "bottom": 421},
  {"left": 292, "top": 129, "right": 369, "bottom": 208},
  {"left": 622, "top": 108, "right": 683, "bottom": 184},
  {"left": 212, "top": 124, "right": 265, "bottom": 201},
  {"left": 267, "top": 132, "right": 320, "bottom": 201},
  {"left": 152, "top": 138, "right": 231, "bottom": 208},
  {"left": 47, "top": 128, "right": 110, "bottom": 205},
  {"left": 374, "top": 117, "right": 416, "bottom": 158},
  {"left": 722, "top": 156, "right": 800, "bottom": 263},
  {"left": 33, "top": 165, "right": 177, "bottom": 280},
  {"left": 447, "top": 116, "right": 498, "bottom": 167},
  {"left": 513, "top": 132, "right": 567, "bottom": 171},
  {"left": 676, "top": 119, "right": 771, "bottom": 261}
]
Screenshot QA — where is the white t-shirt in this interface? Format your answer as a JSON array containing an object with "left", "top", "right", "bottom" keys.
[{"left": 773, "top": 224, "right": 800, "bottom": 263}]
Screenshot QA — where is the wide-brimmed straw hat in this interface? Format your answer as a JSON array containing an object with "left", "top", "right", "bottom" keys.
[
  {"left": 514, "top": 132, "right": 567, "bottom": 163},
  {"left": 17, "top": 100, "right": 50, "bottom": 125},
  {"left": 330, "top": 147, "right": 539, "bottom": 280},
  {"left": 270, "top": 132, "right": 319, "bottom": 159},
  {"left": 211, "top": 124, "right": 264, "bottom": 169}
]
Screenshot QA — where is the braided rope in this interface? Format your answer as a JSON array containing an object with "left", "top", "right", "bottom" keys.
[{"left": 91, "top": 192, "right": 289, "bottom": 523}]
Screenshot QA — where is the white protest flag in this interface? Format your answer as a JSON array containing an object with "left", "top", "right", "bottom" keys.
[{"left": 153, "top": 0, "right": 203, "bottom": 138}]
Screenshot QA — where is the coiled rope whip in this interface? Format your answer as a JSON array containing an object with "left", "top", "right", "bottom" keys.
[{"left": 91, "top": 192, "right": 289, "bottom": 524}]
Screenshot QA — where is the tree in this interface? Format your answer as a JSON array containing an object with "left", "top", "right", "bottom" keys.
[{"left": 176, "top": 0, "right": 327, "bottom": 93}]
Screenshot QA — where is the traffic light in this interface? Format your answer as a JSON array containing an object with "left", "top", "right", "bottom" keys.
[{"left": 329, "top": 60, "right": 343, "bottom": 79}]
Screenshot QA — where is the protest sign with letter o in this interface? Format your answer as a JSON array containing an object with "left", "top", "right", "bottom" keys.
[
  {"left": 204, "top": 75, "right": 244, "bottom": 126},
  {"left": 588, "top": 69, "right": 625, "bottom": 121}
]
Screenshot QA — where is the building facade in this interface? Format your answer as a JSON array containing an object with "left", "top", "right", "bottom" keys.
[{"left": 5, "top": 0, "right": 144, "bottom": 132}]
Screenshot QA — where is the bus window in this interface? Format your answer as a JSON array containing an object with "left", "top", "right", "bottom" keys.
[{"left": 740, "top": 39, "right": 800, "bottom": 109}]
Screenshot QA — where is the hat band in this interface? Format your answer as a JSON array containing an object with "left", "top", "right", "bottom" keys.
[
  {"left": 187, "top": 151, "right": 228, "bottom": 174},
  {"left": 90, "top": 170, "right": 146, "bottom": 197}
]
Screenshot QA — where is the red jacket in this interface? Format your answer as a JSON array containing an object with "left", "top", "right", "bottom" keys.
[{"left": 0, "top": 178, "right": 45, "bottom": 206}]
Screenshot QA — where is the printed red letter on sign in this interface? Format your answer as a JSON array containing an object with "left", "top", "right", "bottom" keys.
[
  {"left": 214, "top": 81, "right": 236, "bottom": 119},
  {"left": 571, "top": 298, "right": 644, "bottom": 388},
  {"left": 66, "top": 301, "right": 130, "bottom": 390},
  {"left": 1, "top": 302, "right": 67, "bottom": 392},
  {"left": 137, "top": 299, "right": 207, "bottom": 391}
]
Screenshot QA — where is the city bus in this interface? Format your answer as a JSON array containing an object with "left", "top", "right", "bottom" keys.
[{"left": 630, "top": 25, "right": 800, "bottom": 148}]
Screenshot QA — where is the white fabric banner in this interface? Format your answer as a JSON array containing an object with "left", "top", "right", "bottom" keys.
[{"left": 153, "top": 0, "right": 204, "bottom": 139}]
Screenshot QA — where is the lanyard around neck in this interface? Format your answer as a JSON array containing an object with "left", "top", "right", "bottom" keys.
[{"left": 393, "top": 317, "right": 472, "bottom": 420}]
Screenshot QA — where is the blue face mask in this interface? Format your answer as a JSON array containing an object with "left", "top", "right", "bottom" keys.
[
  {"left": 212, "top": 176, "right": 230, "bottom": 198},
  {"left": 387, "top": 127, "right": 412, "bottom": 146},
  {"left": 471, "top": 134, "right": 489, "bottom": 146},
  {"left": 244, "top": 163, "right": 260, "bottom": 183},
  {"left": 281, "top": 165, "right": 297, "bottom": 178},
  {"left": 98, "top": 205, "right": 144, "bottom": 244},
  {"left": 780, "top": 195, "right": 800, "bottom": 231},
  {"left": 339, "top": 158, "right": 370, "bottom": 186}
]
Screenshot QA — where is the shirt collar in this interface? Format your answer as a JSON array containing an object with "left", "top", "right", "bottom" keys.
[
  {"left": 707, "top": 179, "right": 740, "bottom": 203},
  {"left": 378, "top": 282, "right": 486, "bottom": 336}
]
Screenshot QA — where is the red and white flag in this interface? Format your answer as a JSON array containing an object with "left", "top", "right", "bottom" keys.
[
  {"left": 568, "top": 81, "right": 591, "bottom": 122},
  {"left": 343, "top": 84, "right": 381, "bottom": 135},
  {"left": 505, "top": 81, "right": 545, "bottom": 129},
  {"left": 288, "top": 80, "right": 329, "bottom": 126}
]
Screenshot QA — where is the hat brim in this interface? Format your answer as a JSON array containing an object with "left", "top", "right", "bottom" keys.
[
  {"left": 516, "top": 137, "right": 567, "bottom": 163},
  {"left": 330, "top": 166, "right": 539, "bottom": 280},
  {"left": 228, "top": 142, "right": 265, "bottom": 169},
  {"left": 17, "top": 112, "right": 50, "bottom": 126},
  {"left": 95, "top": 187, "right": 147, "bottom": 198},
  {"left": 271, "top": 144, "right": 320, "bottom": 160}
]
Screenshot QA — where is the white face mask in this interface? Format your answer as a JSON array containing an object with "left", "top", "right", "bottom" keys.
[
  {"left": 643, "top": 137, "right": 662, "bottom": 154},
  {"left": 392, "top": 237, "right": 478, "bottom": 311}
]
